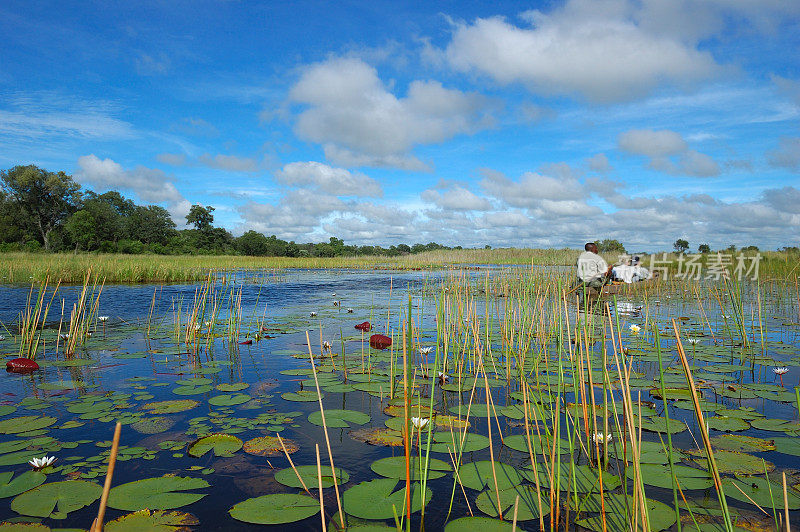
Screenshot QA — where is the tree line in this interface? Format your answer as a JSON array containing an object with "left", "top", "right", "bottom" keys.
[{"left": 0, "top": 165, "right": 457, "bottom": 257}]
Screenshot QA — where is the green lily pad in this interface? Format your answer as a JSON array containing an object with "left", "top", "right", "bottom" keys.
[
  {"left": 429, "top": 431, "right": 490, "bottom": 453},
  {"left": 229, "top": 493, "right": 319, "bottom": 524},
  {"left": 523, "top": 463, "right": 621, "bottom": 493},
  {"left": 10, "top": 480, "right": 102, "bottom": 519},
  {"left": 131, "top": 416, "right": 176, "bottom": 434},
  {"left": 274, "top": 465, "right": 349, "bottom": 489},
  {"left": 0, "top": 523, "right": 51, "bottom": 531},
  {"left": 722, "top": 476, "right": 800, "bottom": 509},
  {"left": 638, "top": 416, "right": 687, "bottom": 434},
  {"left": 342, "top": 478, "right": 432, "bottom": 520},
  {"left": 0, "top": 406, "right": 17, "bottom": 417},
  {"left": 0, "top": 471, "right": 47, "bottom": 499},
  {"left": 350, "top": 427, "right": 403, "bottom": 447},
  {"left": 142, "top": 400, "right": 199, "bottom": 414},
  {"left": 774, "top": 437, "right": 800, "bottom": 456},
  {"left": 215, "top": 383, "right": 249, "bottom": 392},
  {"left": 458, "top": 461, "right": 524, "bottom": 491},
  {"left": 308, "top": 409, "right": 370, "bottom": 428},
  {"left": 711, "top": 434, "right": 775, "bottom": 453},
  {"left": 575, "top": 494, "right": 676, "bottom": 531},
  {"left": 172, "top": 385, "right": 212, "bottom": 396},
  {"left": 688, "top": 449, "right": 773, "bottom": 475},
  {"left": 104, "top": 509, "right": 200, "bottom": 531},
  {"left": 0, "top": 416, "right": 57, "bottom": 434},
  {"left": 707, "top": 416, "right": 749, "bottom": 432},
  {"left": 187, "top": 434, "right": 243, "bottom": 458},
  {"left": 629, "top": 464, "right": 713, "bottom": 490},
  {"left": 281, "top": 391, "right": 323, "bottom": 402},
  {"left": 208, "top": 394, "right": 251, "bottom": 407},
  {"left": 107, "top": 475, "right": 209, "bottom": 511},
  {"left": 475, "top": 484, "right": 550, "bottom": 521},
  {"left": 243, "top": 436, "right": 298, "bottom": 456},
  {"left": 444, "top": 516, "right": 521, "bottom": 531},
  {"left": 371, "top": 456, "right": 451, "bottom": 481}
]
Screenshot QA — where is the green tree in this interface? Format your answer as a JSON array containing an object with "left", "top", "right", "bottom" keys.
[
  {"left": 597, "top": 239, "right": 626, "bottom": 253},
  {"left": 186, "top": 204, "right": 215, "bottom": 231},
  {"left": 128, "top": 205, "right": 176, "bottom": 245},
  {"left": 673, "top": 239, "right": 689, "bottom": 253},
  {"left": 0, "top": 165, "right": 81, "bottom": 250},
  {"left": 236, "top": 230, "right": 269, "bottom": 255},
  {"left": 698, "top": 243, "right": 710, "bottom": 254}
]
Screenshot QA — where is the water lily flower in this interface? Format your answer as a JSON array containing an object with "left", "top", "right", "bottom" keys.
[
  {"left": 592, "top": 433, "right": 612, "bottom": 444},
  {"left": 774, "top": 367, "right": 789, "bottom": 385},
  {"left": 437, "top": 372, "right": 449, "bottom": 385},
  {"left": 310, "top": 312, "right": 317, "bottom": 317},
  {"left": 204, "top": 321, "right": 212, "bottom": 327},
  {"left": 322, "top": 341, "right": 332, "bottom": 352},
  {"left": 333, "top": 300, "right": 340, "bottom": 306},
  {"left": 686, "top": 338, "right": 699, "bottom": 344},
  {"left": 194, "top": 324, "right": 201, "bottom": 332},
  {"left": 411, "top": 417, "right": 430, "bottom": 429},
  {"left": 0, "top": 335, "right": 5, "bottom": 340},
  {"left": 419, "top": 346, "right": 433, "bottom": 355},
  {"left": 98, "top": 316, "right": 109, "bottom": 322},
  {"left": 59, "top": 333, "right": 69, "bottom": 340},
  {"left": 346, "top": 308, "right": 354, "bottom": 313},
  {"left": 28, "top": 456, "right": 56, "bottom": 470},
  {"left": 332, "top": 292, "right": 336, "bottom": 296},
  {"left": 629, "top": 324, "right": 641, "bottom": 334}
]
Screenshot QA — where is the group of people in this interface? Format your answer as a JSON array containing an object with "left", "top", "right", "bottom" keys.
[{"left": 576, "top": 242, "right": 651, "bottom": 290}]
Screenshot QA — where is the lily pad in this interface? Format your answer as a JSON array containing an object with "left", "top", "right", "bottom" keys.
[
  {"left": 687, "top": 449, "right": 773, "bottom": 475},
  {"left": 274, "top": 465, "right": 349, "bottom": 489},
  {"left": 131, "top": 416, "right": 176, "bottom": 434},
  {"left": 107, "top": 475, "right": 209, "bottom": 511},
  {"left": 575, "top": 493, "right": 676, "bottom": 531},
  {"left": 429, "top": 431, "right": 490, "bottom": 453},
  {"left": 0, "top": 416, "right": 56, "bottom": 434},
  {"left": 105, "top": 509, "right": 200, "bottom": 531},
  {"left": 458, "top": 461, "right": 524, "bottom": 491},
  {"left": 308, "top": 409, "right": 370, "bottom": 428},
  {"left": 444, "top": 516, "right": 522, "bottom": 531},
  {"left": 629, "top": 464, "right": 713, "bottom": 490},
  {"left": 707, "top": 416, "right": 749, "bottom": 432},
  {"left": 342, "top": 478, "right": 432, "bottom": 520},
  {"left": 711, "top": 434, "right": 775, "bottom": 453},
  {"left": 172, "top": 385, "right": 212, "bottom": 396},
  {"left": 229, "top": 493, "right": 319, "bottom": 524},
  {"left": 523, "top": 463, "right": 621, "bottom": 493},
  {"left": 208, "top": 394, "right": 251, "bottom": 407},
  {"left": 243, "top": 436, "right": 297, "bottom": 456},
  {"left": 371, "top": 456, "right": 451, "bottom": 481},
  {"left": 722, "top": 476, "right": 800, "bottom": 509},
  {"left": 10, "top": 480, "right": 102, "bottom": 519},
  {"left": 0, "top": 471, "right": 47, "bottom": 499},
  {"left": 187, "top": 434, "right": 243, "bottom": 458},
  {"left": 142, "top": 400, "right": 199, "bottom": 414},
  {"left": 215, "top": 383, "right": 249, "bottom": 392},
  {"left": 350, "top": 427, "right": 403, "bottom": 447},
  {"left": 281, "top": 391, "right": 323, "bottom": 402},
  {"left": 475, "top": 484, "right": 550, "bottom": 521}
]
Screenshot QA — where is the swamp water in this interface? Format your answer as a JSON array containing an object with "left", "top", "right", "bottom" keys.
[{"left": 0, "top": 268, "right": 797, "bottom": 531}]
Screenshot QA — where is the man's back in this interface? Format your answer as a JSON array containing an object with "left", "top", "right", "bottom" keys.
[{"left": 577, "top": 251, "right": 608, "bottom": 282}]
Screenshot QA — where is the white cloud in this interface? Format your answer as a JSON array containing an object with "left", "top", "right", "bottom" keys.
[
  {"left": 197, "top": 154, "right": 258, "bottom": 172},
  {"left": 75, "top": 155, "right": 190, "bottom": 221},
  {"left": 421, "top": 183, "right": 491, "bottom": 211},
  {"left": 763, "top": 186, "right": 800, "bottom": 214},
  {"left": 587, "top": 153, "right": 612, "bottom": 173},
  {"left": 480, "top": 168, "right": 585, "bottom": 206},
  {"left": 618, "top": 128, "right": 720, "bottom": 177},
  {"left": 289, "top": 57, "right": 492, "bottom": 168},
  {"left": 443, "top": 3, "right": 722, "bottom": 103},
  {"left": 276, "top": 161, "right": 382, "bottom": 197},
  {"left": 156, "top": 153, "right": 187, "bottom": 166},
  {"left": 767, "top": 137, "right": 800, "bottom": 170},
  {"left": 618, "top": 129, "right": 687, "bottom": 157}
]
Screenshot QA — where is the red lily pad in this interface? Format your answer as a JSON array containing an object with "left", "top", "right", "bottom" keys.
[
  {"left": 6, "top": 358, "right": 39, "bottom": 373},
  {"left": 369, "top": 334, "right": 391, "bottom": 350}
]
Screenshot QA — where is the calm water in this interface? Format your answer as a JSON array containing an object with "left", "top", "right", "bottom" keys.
[{"left": 0, "top": 268, "right": 797, "bottom": 530}]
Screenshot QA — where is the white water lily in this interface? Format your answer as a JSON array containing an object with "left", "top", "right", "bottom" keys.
[
  {"left": 28, "top": 456, "right": 56, "bottom": 470},
  {"left": 98, "top": 316, "right": 109, "bottom": 322},
  {"left": 686, "top": 338, "right": 699, "bottom": 344},
  {"left": 411, "top": 417, "right": 430, "bottom": 429},
  {"left": 346, "top": 308, "right": 354, "bottom": 313},
  {"left": 419, "top": 346, "right": 433, "bottom": 355},
  {"left": 194, "top": 324, "right": 201, "bottom": 332},
  {"left": 629, "top": 324, "right": 641, "bottom": 334},
  {"left": 0, "top": 335, "right": 5, "bottom": 341},
  {"left": 773, "top": 367, "right": 789, "bottom": 375},
  {"left": 59, "top": 333, "right": 69, "bottom": 340},
  {"left": 592, "top": 433, "right": 612, "bottom": 444},
  {"left": 310, "top": 312, "right": 317, "bottom": 317},
  {"left": 322, "top": 341, "right": 332, "bottom": 352},
  {"left": 333, "top": 300, "right": 340, "bottom": 306},
  {"left": 204, "top": 321, "right": 212, "bottom": 327},
  {"left": 437, "top": 372, "right": 449, "bottom": 384}
]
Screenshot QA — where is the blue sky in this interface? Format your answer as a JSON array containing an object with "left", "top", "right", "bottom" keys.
[{"left": 1, "top": 0, "right": 798, "bottom": 251}]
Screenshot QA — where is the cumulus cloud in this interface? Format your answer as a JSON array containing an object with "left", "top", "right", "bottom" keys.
[
  {"left": 76, "top": 154, "right": 190, "bottom": 220},
  {"left": 443, "top": 1, "right": 722, "bottom": 103},
  {"left": 587, "top": 153, "right": 612, "bottom": 173},
  {"left": 197, "top": 154, "right": 258, "bottom": 172},
  {"left": 289, "top": 57, "right": 493, "bottom": 169},
  {"left": 618, "top": 129, "right": 720, "bottom": 177},
  {"left": 763, "top": 186, "right": 800, "bottom": 214},
  {"left": 767, "top": 137, "right": 800, "bottom": 170},
  {"left": 276, "top": 161, "right": 382, "bottom": 197},
  {"left": 421, "top": 182, "right": 492, "bottom": 211},
  {"left": 480, "top": 168, "right": 585, "bottom": 206}
]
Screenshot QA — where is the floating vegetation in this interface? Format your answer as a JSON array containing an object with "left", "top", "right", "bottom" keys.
[{"left": 0, "top": 266, "right": 797, "bottom": 529}]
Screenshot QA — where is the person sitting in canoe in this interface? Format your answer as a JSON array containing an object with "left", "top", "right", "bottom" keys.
[
  {"left": 612, "top": 255, "right": 651, "bottom": 283},
  {"left": 576, "top": 242, "right": 613, "bottom": 291}
]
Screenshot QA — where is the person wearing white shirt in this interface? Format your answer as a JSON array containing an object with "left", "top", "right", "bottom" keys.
[{"left": 576, "top": 242, "right": 613, "bottom": 290}]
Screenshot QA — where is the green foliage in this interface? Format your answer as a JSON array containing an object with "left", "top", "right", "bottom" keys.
[
  {"left": 698, "top": 243, "right": 710, "bottom": 253},
  {"left": 596, "top": 239, "right": 626, "bottom": 253},
  {"left": 673, "top": 238, "right": 689, "bottom": 253}
]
